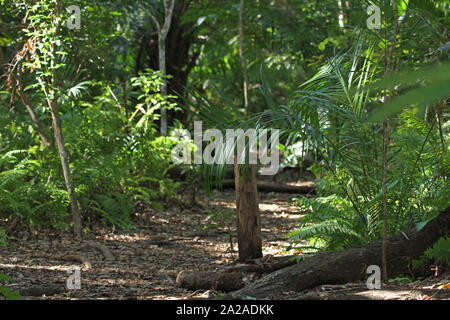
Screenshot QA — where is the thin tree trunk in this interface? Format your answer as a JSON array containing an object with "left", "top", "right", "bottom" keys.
[
  {"left": 381, "top": 118, "right": 390, "bottom": 281},
  {"left": 0, "top": 47, "right": 51, "bottom": 147},
  {"left": 338, "top": 0, "right": 345, "bottom": 29},
  {"left": 381, "top": 0, "right": 400, "bottom": 281},
  {"left": 149, "top": 0, "right": 175, "bottom": 136},
  {"left": 239, "top": 0, "right": 249, "bottom": 112},
  {"left": 235, "top": 0, "right": 262, "bottom": 262},
  {"left": 50, "top": 99, "right": 82, "bottom": 238},
  {"left": 37, "top": 74, "right": 82, "bottom": 239},
  {"left": 17, "top": 84, "right": 52, "bottom": 148},
  {"left": 43, "top": 0, "right": 82, "bottom": 238},
  {"left": 227, "top": 207, "right": 449, "bottom": 299},
  {"left": 159, "top": 36, "right": 168, "bottom": 135}
]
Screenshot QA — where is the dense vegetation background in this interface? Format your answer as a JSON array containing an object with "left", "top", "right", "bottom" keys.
[{"left": 0, "top": 0, "right": 448, "bottom": 300}]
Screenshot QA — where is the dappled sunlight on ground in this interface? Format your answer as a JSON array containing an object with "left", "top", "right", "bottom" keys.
[{"left": 0, "top": 189, "right": 302, "bottom": 300}]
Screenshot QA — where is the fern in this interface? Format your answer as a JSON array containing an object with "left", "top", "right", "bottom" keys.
[
  {"left": 285, "top": 38, "right": 449, "bottom": 254},
  {"left": 289, "top": 219, "right": 365, "bottom": 248},
  {"left": 0, "top": 273, "right": 22, "bottom": 300},
  {"left": 413, "top": 237, "right": 450, "bottom": 269},
  {"left": 289, "top": 195, "right": 372, "bottom": 251}
]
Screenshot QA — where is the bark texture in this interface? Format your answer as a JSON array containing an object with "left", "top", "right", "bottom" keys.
[
  {"left": 234, "top": 164, "right": 262, "bottom": 262},
  {"left": 226, "top": 207, "right": 449, "bottom": 299},
  {"left": 176, "top": 271, "right": 246, "bottom": 292}
]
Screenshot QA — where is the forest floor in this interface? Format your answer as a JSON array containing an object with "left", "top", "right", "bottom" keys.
[{"left": 0, "top": 186, "right": 449, "bottom": 300}]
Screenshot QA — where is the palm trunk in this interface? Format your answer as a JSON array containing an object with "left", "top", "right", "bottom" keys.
[
  {"left": 235, "top": 0, "right": 262, "bottom": 262},
  {"left": 234, "top": 159, "right": 262, "bottom": 262}
]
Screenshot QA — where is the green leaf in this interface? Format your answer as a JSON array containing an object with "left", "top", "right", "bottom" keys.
[
  {"left": 368, "top": 80, "right": 450, "bottom": 121},
  {"left": 318, "top": 38, "right": 329, "bottom": 51},
  {"left": 0, "top": 286, "right": 23, "bottom": 300}
]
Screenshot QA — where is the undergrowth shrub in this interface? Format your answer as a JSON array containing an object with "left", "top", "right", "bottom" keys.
[
  {"left": 0, "top": 149, "right": 70, "bottom": 228},
  {"left": 413, "top": 237, "right": 450, "bottom": 270},
  {"left": 289, "top": 109, "right": 449, "bottom": 253},
  {"left": 287, "top": 45, "right": 449, "bottom": 253},
  {"left": 0, "top": 75, "right": 183, "bottom": 231},
  {"left": 0, "top": 273, "right": 22, "bottom": 300},
  {"left": 288, "top": 195, "right": 372, "bottom": 252}
]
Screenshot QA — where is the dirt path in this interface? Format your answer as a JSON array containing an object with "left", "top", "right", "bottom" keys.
[
  {"left": 1, "top": 188, "right": 448, "bottom": 300},
  {"left": 0, "top": 189, "right": 303, "bottom": 299}
]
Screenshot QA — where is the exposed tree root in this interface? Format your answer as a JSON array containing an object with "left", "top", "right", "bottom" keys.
[{"left": 225, "top": 207, "right": 448, "bottom": 299}]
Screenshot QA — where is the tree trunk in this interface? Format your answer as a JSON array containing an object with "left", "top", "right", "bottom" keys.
[
  {"left": 150, "top": 0, "right": 174, "bottom": 136},
  {"left": 235, "top": 162, "right": 262, "bottom": 262},
  {"left": 239, "top": 0, "right": 249, "bottom": 113},
  {"left": 49, "top": 98, "right": 82, "bottom": 238},
  {"left": 337, "top": 0, "right": 345, "bottom": 28},
  {"left": 36, "top": 1, "right": 83, "bottom": 238},
  {"left": 0, "top": 47, "right": 51, "bottom": 147},
  {"left": 136, "top": 0, "right": 199, "bottom": 127},
  {"left": 234, "top": 0, "right": 262, "bottom": 263},
  {"left": 381, "top": 0, "right": 400, "bottom": 281},
  {"left": 226, "top": 206, "right": 449, "bottom": 299},
  {"left": 16, "top": 79, "right": 52, "bottom": 148},
  {"left": 381, "top": 118, "right": 390, "bottom": 280},
  {"left": 159, "top": 36, "right": 168, "bottom": 135}
]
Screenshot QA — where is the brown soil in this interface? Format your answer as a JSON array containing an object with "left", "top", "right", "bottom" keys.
[{"left": 0, "top": 188, "right": 448, "bottom": 300}]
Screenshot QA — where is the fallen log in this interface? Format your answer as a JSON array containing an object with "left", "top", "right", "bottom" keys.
[
  {"left": 176, "top": 271, "right": 247, "bottom": 292},
  {"left": 213, "top": 180, "right": 316, "bottom": 194},
  {"left": 176, "top": 256, "right": 297, "bottom": 292},
  {"left": 226, "top": 207, "right": 449, "bottom": 299},
  {"left": 221, "top": 255, "right": 297, "bottom": 274}
]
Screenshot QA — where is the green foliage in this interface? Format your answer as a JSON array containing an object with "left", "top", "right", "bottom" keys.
[
  {"left": 0, "top": 228, "right": 8, "bottom": 247},
  {"left": 68, "top": 81, "right": 182, "bottom": 228},
  {"left": 367, "top": 63, "right": 450, "bottom": 121},
  {"left": 284, "top": 36, "right": 449, "bottom": 253},
  {"left": 413, "top": 237, "right": 450, "bottom": 269},
  {"left": 130, "top": 69, "right": 178, "bottom": 132},
  {"left": 0, "top": 0, "right": 448, "bottom": 252},
  {"left": 0, "top": 75, "right": 183, "bottom": 230},
  {"left": 0, "top": 7, "right": 183, "bottom": 229},
  {"left": 0, "top": 148, "right": 70, "bottom": 227},
  {"left": 388, "top": 275, "right": 415, "bottom": 284},
  {"left": 0, "top": 273, "right": 22, "bottom": 300},
  {"left": 288, "top": 195, "right": 371, "bottom": 251}
]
